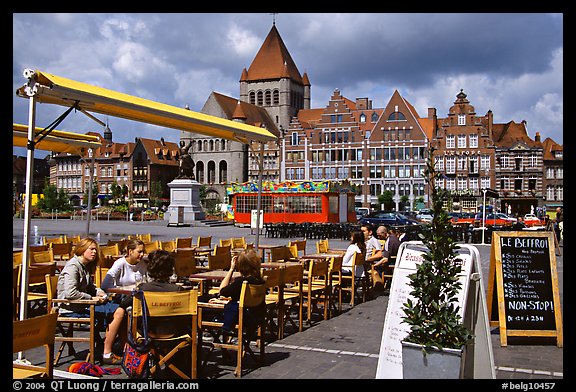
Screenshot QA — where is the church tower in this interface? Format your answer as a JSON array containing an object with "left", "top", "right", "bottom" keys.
[{"left": 239, "top": 22, "right": 310, "bottom": 134}]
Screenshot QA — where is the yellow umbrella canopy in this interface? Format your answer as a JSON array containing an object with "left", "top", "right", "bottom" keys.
[{"left": 13, "top": 123, "right": 102, "bottom": 153}]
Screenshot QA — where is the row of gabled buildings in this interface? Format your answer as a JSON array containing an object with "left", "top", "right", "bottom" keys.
[{"left": 15, "top": 22, "right": 562, "bottom": 217}]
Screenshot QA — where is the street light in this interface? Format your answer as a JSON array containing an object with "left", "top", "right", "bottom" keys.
[{"left": 482, "top": 188, "right": 487, "bottom": 244}]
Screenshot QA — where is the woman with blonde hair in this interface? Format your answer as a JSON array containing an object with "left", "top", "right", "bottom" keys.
[{"left": 57, "top": 237, "right": 126, "bottom": 364}]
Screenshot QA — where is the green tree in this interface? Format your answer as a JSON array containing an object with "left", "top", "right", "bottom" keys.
[
  {"left": 149, "top": 180, "right": 163, "bottom": 208},
  {"left": 378, "top": 190, "right": 394, "bottom": 210},
  {"left": 83, "top": 180, "right": 99, "bottom": 207},
  {"left": 37, "top": 182, "right": 70, "bottom": 211}
]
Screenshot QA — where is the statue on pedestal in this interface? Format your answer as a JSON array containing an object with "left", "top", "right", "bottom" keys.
[{"left": 177, "top": 140, "right": 195, "bottom": 180}]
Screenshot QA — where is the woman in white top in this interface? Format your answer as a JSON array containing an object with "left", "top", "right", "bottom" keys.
[
  {"left": 101, "top": 239, "right": 147, "bottom": 292},
  {"left": 342, "top": 230, "right": 367, "bottom": 276}
]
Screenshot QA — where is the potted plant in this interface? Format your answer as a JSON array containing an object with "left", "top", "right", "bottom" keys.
[{"left": 401, "top": 146, "right": 473, "bottom": 379}]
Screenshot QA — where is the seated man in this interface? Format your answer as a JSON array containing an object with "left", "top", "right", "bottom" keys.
[{"left": 371, "top": 227, "right": 400, "bottom": 285}]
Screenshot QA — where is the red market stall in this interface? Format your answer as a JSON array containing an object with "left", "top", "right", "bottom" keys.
[{"left": 227, "top": 180, "right": 358, "bottom": 225}]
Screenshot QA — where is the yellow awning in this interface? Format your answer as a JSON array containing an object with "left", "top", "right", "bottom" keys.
[
  {"left": 13, "top": 123, "right": 102, "bottom": 154},
  {"left": 16, "top": 70, "right": 278, "bottom": 143}
]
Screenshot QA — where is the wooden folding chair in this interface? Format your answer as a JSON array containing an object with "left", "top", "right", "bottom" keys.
[
  {"left": 107, "top": 239, "right": 128, "bottom": 254},
  {"left": 132, "top": 289, "right": 199, "bottom": 379},
  {"left": 262, "top": 267, "right": 283, "bottom": 341},
  {"left": 13, "top": 313, "right": 58, "bottom": 379},
  {"left": 174, "top": 248, "right": 198, "bottom": 278},
  {"left": 202, "top": 281, "right": 266, "bottom": 377},
  {"left": 99, "top": 243, "right": 120, "bottom": 267},
  {"left": 138, "top": 233, "right": 152, "bottom": 243},
  {"left": 30, "top": 249, "right": 54, "bottom": 264},
  {"left": 29, "top": 244, "right": 48, "bottom": 252},
  {"left": 341, "top": 252, "right": 369, "bottom": 307},
  {"left": 45, "top": 274, "right": 101, "bottom": 365},
  {"left": 219, "top": 238, "right": 232, "bottom": 248},
  {"left": 287, "top": 259, "right": 329, "bottom": 323},
  {"left": 213, "top": 244, "right": 231, "bottom": 256},
  {"left": 316, "top": 239, "right": 329, "bottom": 253},
  {"left": 64, "top": 234, "right": 82, "bottom": 244},
  {"left": 144, "top": 240, "right": 161, "bottom": 253},
  {"left": 176, "top": 237, "right": 193, "bottom": 248},
  {"left": 50, "top": 242, "right": 73, "bottom": 261},
  {"left": 16, "top": 263, "right": 57, "bottom": 318},
  {"left": 43, "top": 236, "right": 64, "bottom": 246},
  {"left": 382, "top": 255, "right": 397, "bottom": 290},
  {"left": 161, "top": 240, "right": 177, "bottom": 253},
  {"left": 279, "top": 264, "right": 303, "bottom": 338},
  {"left": 328, "top": 255, "right": 344, "bottom": 316},
  {"left": 288, "top": 239, "right": 307, "bottom": 256},
  {"left": 270, "top": 246, "right": 297, "bottom": 262}
]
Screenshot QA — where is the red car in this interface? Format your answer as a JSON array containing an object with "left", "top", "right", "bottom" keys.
[{"left": 523, "top": 214, "right": 545, "bottom": 227}]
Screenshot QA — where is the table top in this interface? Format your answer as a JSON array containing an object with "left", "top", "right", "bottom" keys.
[
  {"left": 107, "top": 285, "right": 136, "bottom": 295},
  {"left": 261, "top": 261, "right": 301, "bottom": 269},
  {"left": 303, "top": 252, "right": 344, "bottom": 260},
  {"left": 189, "top": 270, "right": 241, "bottom": 281},
  {"left": 258, "top": 244, "right": 283, "bottom": 250}
]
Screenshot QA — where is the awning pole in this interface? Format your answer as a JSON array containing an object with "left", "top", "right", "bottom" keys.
[
  {"left": 18, "top": 94, "right": 37, "bottom": 360},
  {"left": 85, "top": 150, "right": 95, "bottom": 236},
  {"left": 255, "top": 142, "right": 265, "bottom": 250},
  {"left": 482, "top": 189, "right": 487, "bottom": 245}
]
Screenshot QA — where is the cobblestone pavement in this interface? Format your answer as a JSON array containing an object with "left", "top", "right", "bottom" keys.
[{"left": 13, "top": 218, "right": 565, "bottom": 382}]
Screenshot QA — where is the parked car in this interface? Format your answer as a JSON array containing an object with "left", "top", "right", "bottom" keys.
[
  {"left": 359, "top": 211, "right": 421, "bottom": 227},
  {"left": 355, "top": 207, "right": 370, "bottom": 221},
  {"left": 495, "top": 212, "right": 517, "bottom": 223},
  {"left": 523, "top": 214, "right": 544, "bottom": 227},
  {"left": 474, "top": 213, "right": 510, "bottom": 227}
]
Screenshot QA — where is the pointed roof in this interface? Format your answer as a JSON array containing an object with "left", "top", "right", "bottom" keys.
[
  {"left": 542, "top": 137, "right": 563, "bottom": 160},
  {"left": 493, "top": 120, "right": 542, "bottom": 148},
  {"left": 244, "top": 25, "right": 303, "bottom": 84},
  {"left": 209, "top": 92, "right": 280, "bottom": 137}
]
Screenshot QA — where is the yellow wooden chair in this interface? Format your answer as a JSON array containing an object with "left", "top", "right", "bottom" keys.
[
  {"left": 144, "top": 240, "right": 161, "bottom": 253},
  {"left": 43, "top": 236, "right": 64, "bottom": 246},
  {"left": 64, "top": 234, "right": 81, "bottom": 244},
  {"left": 176, "top": 237, "right": 193, "bottom": 248},
  {"left": 279, "top": 264, "right": 304, "bottom": 338},
  {"left": 262, "top": 267, "right": 283, "bottom": 340},
  {"left": 13, "top": 313, "right": 58, "bottom": 379},
  {"left": 316, "top": 239, "right": 329, "bottom": 253},
  {"left": 138, "top": 233, "right": 152, "bottom": 243},
  {"left": 50, "top": 242, "right": 74, "bottom": 261},
  {"left": 30, "top": 249, "right": 54, "bottom": 264},
  {"left": 288, "top": 239, "right": 307, "bottom": 257},
  {"left": 16, "top": 263, "right": 57, "bottom": 317},
  {"left": 131, "top": 289, "right": 199, "bottom": 379},
  {"left": 202, "top": 281, "right": 266, "bottom": 377},
  {"left": 45, "top": 274, "right": 101, "bottom": 365},
  {"left": 341, "top": 252, "right": 369, "bottom": 307},
  {"left": 160, "top": 240, "right": 177, "bottom": 253}
]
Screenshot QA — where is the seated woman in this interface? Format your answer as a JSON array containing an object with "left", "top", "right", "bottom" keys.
[
  {"left": 216, "top": 250, "right": 266, "bottom": 334},
  {"left": 139, "top": 249, "right": 188, "bottom": 338},
  {"left": 57, "top": 237, "right": 125, "bottom": 365},
  {"left": 101, "top": 239, "right": 147, "bottom": 310},
  {"left": 341, "top": 230, "right": 367, "bottom": 276}
]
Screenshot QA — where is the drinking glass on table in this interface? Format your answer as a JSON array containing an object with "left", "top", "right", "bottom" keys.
[{"left": 134, "top": 271, "right": 143, "bottom": 286}]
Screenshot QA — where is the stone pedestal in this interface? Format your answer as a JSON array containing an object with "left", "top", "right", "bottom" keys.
[{"left": 166, "top": 178, "right": 205, "bottom": 226}]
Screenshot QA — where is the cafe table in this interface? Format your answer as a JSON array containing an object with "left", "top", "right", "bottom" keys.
[
  {"left": 256, "top": 244, "right": 282, "bottom": 262},
  {"left": 261, "top": 261, "right": 302, "bottom": 269},
  {"left": 189, "top": 270, "right": 242, "bottom": 296}
]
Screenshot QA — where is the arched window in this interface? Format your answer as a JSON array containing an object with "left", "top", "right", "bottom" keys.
[
  {"left": 197, "top": 140, "right": 202, "bottom": 151},
  {"left": 209, "top": 140, "right": 214, "bottom": 151},
  {"left": 208, "top": 161, "right": 216, "bottom": 184},
  {"left": 221, "top": 139, "right": 226, "bottom": 151},
  {"left": 249, "top": 91, "right": 256, "bottom": 105},
  {"left": 203, "top": 140, "right": 208, "bottom": 151},
  {"left": 371, "top": 112, "right": 379, "bottom": 122},
  {"left": 257, "top": 91, "right": 263, "bottom": 106},
  {"left": 273, "top": 90, "right": 279, "bottom": 105},
  {"left": 196, "top": 161, "right": 205, "bottom": 183},
  {"left": 265, "top": 90, "right": 272, "bottom": 106},
  {"left": 359, "top": 113, "right": 366, "bottom": 123},
  {"left": 219, "top": 160, "right": 228, "bottom": 183},
  {"left": 387, "top": 111, "right": 406, "bottom": 121}
]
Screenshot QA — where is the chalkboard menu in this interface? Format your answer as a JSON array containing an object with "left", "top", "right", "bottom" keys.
[{"left": 487, "top": 231, "right": 563, "bottom": 347}]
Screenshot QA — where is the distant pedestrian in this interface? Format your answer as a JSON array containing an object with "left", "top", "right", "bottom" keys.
[{"left": 554, "top": 207, "right": 563, "bottom": 243}]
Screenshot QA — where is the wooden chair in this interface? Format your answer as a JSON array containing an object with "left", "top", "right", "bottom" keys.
[
  {"left": 341, "top": 252, "right": 369, "bottom": 307},
  {"left": 382, "top": 255, "right": 397, "bottom": 290},
  {"left": 174, "top": 248, "right": 198, "bottom": 278},
  {"left": 13, "top": 251, "right": 23, "bottom": 268},
  {"left": 288, "top": 239, "right": 307, "bottom": 256},
  {"left": 107, "top": 238, "right": 128, "bottom": 254},
  {"left": 45, "top": 274, "right": 101, "bottom": 365},
  {"left": 203, "top": 281, "right": 266, "bottom": 377},
  {"left": 262, "top": 267, "right": 283, "bottom": 340},
  {"left": 176, "top": 237, "right": 193, "bottom": 249},
  {"left": 50, "top": 242, "right": 74, "bottom": 261},
  {"left": 13, "top": 313, "right": 58, "bottom": 379},
  {"left": 43, "top": 236, "right": 64, "bottom": 246},
  {"left": 64, "top": 234, "right": 81, "bottom": 244},
  {"left": 13, "top": 266, "right": 20, "bottom": 320},
  {"left": 328, "top": 255, "right": 344, "bottom": 316},
  {"left": 160, "top": 240, "right": 177, "bottom": 253},
  {"left": 270, "top": 246, "right": 297, "bottom": 262},
  {"left": 16, "top": 263, "right": 57, "bottom": 318},
  {"left": 219, "top": 238, "right": 232, "bottom": 248},
  {"left": 99, "top": 243, "right": 120, "bottom": 267},
  {"left": 29, "top": 244, "right": 49, "bottom": 252},
  {"left": 144, "top": 240, "right": 161, "bottom": 253},
  {"left": 287, "top": 259, "right": 329, "bottom": 323},
  {"left": 132, "top": 289, "right": 199, "bottom": 379},
  {"left": 316, "top": 239, "right": 329, "bottom": 253},
  {"left": 279, "top": 264, "right": 303, "bottom": 338},
  {"left": 138, "top": 233, "right": 152, "bottom": 243},
  {"left": 94, "top": 265, "right": 110, "bottom": 288},
  {"left": 213, "top": 244, "right": 232, "bottom": 256},
  {"left": 206, "top": 252, "right": 232, "bottom": 295},
  {"left": 30, "top": 249, "right": 54, "bottom": 264}
]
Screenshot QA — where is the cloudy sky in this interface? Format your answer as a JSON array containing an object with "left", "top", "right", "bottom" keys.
[{"left": 13, "top": 13, "right": 563, "bottom": 158}]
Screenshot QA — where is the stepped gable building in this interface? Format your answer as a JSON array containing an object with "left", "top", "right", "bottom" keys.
[
  {"left": 492, "top": 120, "right": 544, "bottom": 216},
  {"left": 429, "top": 90, "right": 497, "bottom": 213},
  {"left": 541, "top": 136, "right": 563, "bottom": 213}
]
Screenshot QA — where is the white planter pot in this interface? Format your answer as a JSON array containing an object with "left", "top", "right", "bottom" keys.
[{"left": 401, "top": 341, "right": 465, "bottom": 379}]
